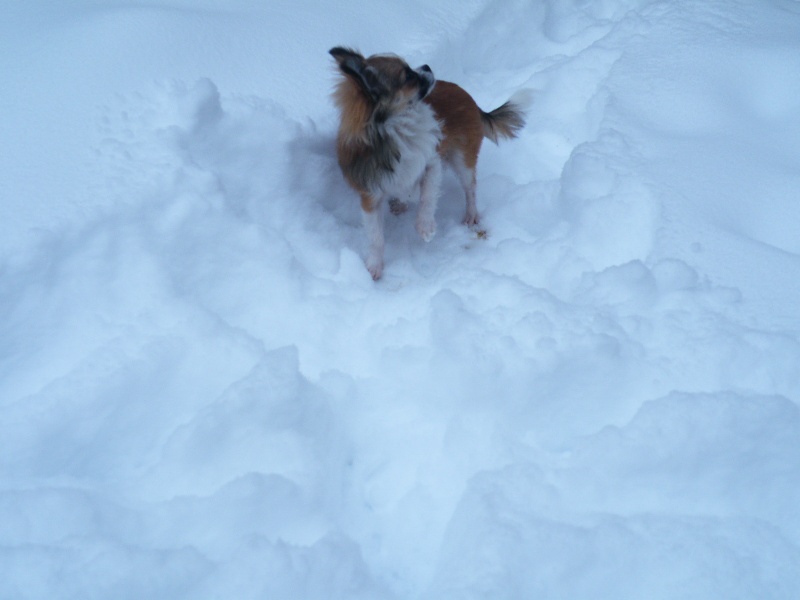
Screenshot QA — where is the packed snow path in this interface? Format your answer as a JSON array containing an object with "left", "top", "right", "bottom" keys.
[{"left": 2, "top": 1, "right": 800, "bottom": 598}]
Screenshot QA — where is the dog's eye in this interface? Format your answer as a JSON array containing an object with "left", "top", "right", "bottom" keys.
[{"left": 404, "top": 67, "right": 418, "bottom": 84}]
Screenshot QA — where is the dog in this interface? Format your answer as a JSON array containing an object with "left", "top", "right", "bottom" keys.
[{"left": 329, "top": 46, "right": 527, "bottom": 280}]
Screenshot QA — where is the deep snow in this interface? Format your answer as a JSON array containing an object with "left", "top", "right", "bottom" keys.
[{"left": 2, "top": 1, "right": 800, "bottom": 598}]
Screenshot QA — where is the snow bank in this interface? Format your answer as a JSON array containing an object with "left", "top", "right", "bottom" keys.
[{"left": 2, "top": 0, "right": 800, "bottom": 598}]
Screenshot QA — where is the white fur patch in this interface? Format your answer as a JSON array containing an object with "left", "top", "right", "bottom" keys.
[{"left": 375, "top": 102, "right": 442, "bottom": 200}]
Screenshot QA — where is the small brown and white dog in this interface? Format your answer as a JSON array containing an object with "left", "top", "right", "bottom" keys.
[{"left": 330, "top": 46, "right": 527, "bottom": 279}]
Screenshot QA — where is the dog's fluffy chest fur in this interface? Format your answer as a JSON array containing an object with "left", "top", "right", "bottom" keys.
[{"left": 376, "top": 102, "right": 442, "bottom": 199}]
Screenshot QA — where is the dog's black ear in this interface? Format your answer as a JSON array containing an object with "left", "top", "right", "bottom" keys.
[{"left": 329, "top": 46, "right": 384, "bottom": 103}]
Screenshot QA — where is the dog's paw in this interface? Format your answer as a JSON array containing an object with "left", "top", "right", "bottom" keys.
[
  {"left": 366, "top": 255, "right": 384, "bottom": 280},
  {"left": 416, "top": 216, "right": 437, "bottom": 242},
  {"left": 463, "top": 211, "right": 480, "bottom": 226},
  {"left": 389, "top": 198, "right": 409, "bottom": 216}
]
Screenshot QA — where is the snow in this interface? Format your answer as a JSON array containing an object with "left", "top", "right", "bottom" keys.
[{"left": 2, "top": 0, "right": 800, "bottom": 598}]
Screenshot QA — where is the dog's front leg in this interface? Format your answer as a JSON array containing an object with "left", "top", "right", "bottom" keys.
[
  {"left": 360, "top": 193, "right": 385, "bottom": 280},
  {"left": 416, "top": 158, "right": 442, "bottom": 242}
]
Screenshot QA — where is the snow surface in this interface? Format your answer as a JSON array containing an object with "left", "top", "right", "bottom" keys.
[{"left": 2, "top": 0, "right": 800, "bottom": 598}]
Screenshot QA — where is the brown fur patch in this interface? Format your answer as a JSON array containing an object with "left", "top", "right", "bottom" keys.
[
  {"left": 332, "top": 78, "right": 372, "bottom": 145},
  {"left": 424, "top": 81, "right": 484, "bottom": 169}
]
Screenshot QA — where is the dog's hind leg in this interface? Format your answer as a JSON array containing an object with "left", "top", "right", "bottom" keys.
[
  {"left": 416, "top": 158, "right": 442, "bottom": 242},
  {"left": 361, "top": 193, "right": 385, "bottom": 280},
  {"left": 451, "top": 154, "right": 479, "bottom": 226}
]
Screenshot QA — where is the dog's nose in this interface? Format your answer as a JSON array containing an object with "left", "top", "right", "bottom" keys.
[{"left": 420, "top": 64, "right": 431, "bottom": 73}]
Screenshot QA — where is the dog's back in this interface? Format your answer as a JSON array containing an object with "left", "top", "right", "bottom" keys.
[{"left": 425, "top": 81, "right": 484, "bottom": 170}]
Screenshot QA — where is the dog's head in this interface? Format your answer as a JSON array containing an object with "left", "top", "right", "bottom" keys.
[{"left": 330, "top": 47, "right": 435, "bottom": 119}]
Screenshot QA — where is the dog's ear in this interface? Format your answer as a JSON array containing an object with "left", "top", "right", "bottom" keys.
[{"left": 329, "top": 47, "right": 385, "bottom": 103}]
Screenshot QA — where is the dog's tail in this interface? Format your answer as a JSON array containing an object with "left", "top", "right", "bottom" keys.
[{"left": 480, "top": 89, "right": 532, "bottom": 144}]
